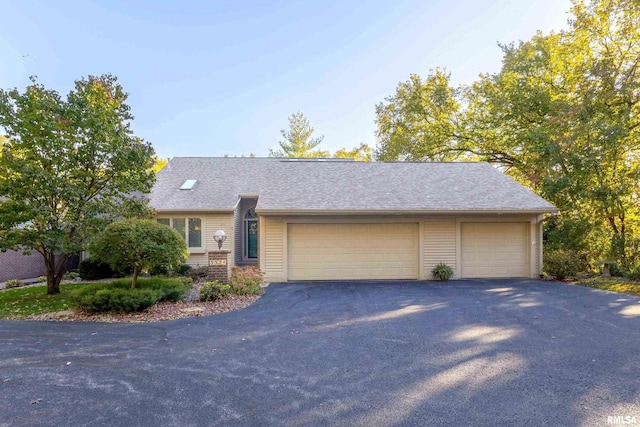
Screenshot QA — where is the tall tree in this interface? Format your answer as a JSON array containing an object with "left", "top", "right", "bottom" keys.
[
  {"left": 269, "top": 111, "right": 329, "bottom": 158},
  {"left": 0, "top": 75, "right": 155, "bottom": 294},
  {"left": 375, "top": 0, "right": 640, "bottom": 266},
  {"left": 333, "top": 143, "right": 373, "bottom": 161}
]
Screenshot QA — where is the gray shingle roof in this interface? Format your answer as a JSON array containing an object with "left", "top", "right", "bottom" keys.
[{"left": 149, "top": 157, "right": 557, "bottom": 213}]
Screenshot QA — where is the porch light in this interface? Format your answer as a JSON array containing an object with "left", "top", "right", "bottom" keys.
[{"left": 213, "top": 230, "right": 227, "bottom": 250}]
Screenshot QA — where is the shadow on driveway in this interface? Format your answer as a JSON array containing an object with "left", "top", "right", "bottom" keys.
[{"left": 1, "top": 279, "right": 639, "bottom": 426}]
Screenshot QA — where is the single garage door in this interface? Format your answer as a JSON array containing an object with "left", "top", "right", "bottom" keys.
[
  {"left": 461, "top": 222, "right": 528, "bottom": 278},
  {"left": 288, "top": 223, "right": 419, "bottom": 280}
]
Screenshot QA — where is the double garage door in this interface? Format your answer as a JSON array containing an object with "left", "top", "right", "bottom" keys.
[
  {"left": 288, "top": 223, "right": 419, "bottom": 280},
  {"left": 286, "top": 222, "right": 529, "bottom": 280}
]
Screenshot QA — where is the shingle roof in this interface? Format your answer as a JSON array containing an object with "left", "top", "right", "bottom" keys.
[{"left": 149, "top": 157, "right": 557, "bottom": 213}]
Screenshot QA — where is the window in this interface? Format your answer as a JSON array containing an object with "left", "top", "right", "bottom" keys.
[
  {"left": 244, "top": 208, "right": 258, "bottom": 259},
  {"left": 157, "top": 217, "right": 202, "bottom": 248}
]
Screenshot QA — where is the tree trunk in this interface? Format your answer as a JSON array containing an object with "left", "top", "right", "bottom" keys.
[
  {"left": 42, "top": 251, "right": 69, "bottom": 295},
  {"left": 131, "top": 265, "right": 139, "bottom": 289}
]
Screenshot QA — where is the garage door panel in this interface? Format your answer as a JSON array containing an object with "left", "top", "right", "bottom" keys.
[
  {"left": 288, "top": 223, "right": 418, "bottom": 280},
  {"left": 462, "top": 223, "right": 528, "bottom": 278}
]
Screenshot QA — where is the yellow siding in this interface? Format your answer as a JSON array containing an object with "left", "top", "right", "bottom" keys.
[
  {"left": 186, "top": 254, "right": 208, "bottom": 268},
  {"left": 423, "top": 219, "right": 457, "bottom": 279},
  {"left": 264, "top": 217, "right": 285, "bottom": 282}
]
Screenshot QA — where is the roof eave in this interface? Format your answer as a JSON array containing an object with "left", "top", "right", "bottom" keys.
[{"left": 255, "top": 208, "right": 559, "bottom": 215}]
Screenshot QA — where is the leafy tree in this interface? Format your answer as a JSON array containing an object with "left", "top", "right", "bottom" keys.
[
  {"left": 0, "top": 75, "right": 155, "bottom": 294},
  {"left": 90, "top": 219, "right": 187, "bottom": 288},
  {"left": 269, "top": 111, "right": 329, "bottom": 158},
  {"left": 152, "top": 157, "right": 169, "bottom": 173},
  {"left": 333, "top": 143, "right": 373, "bottom": 161},
  {"left": 375, "top": 0, "right": 640, "bottom": 266}
]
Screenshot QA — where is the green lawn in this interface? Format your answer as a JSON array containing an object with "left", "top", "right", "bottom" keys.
[
  {"left": 576, "top": 276, "right": 640, "bottom": 296},
  {"left": 0, "top": 283, "right": 87, "bottom": 319}
]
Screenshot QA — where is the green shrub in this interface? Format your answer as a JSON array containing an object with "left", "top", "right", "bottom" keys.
[
  {"left": 4, "top": 279, "right": 25, "bottom": 289},
  {"left": 73, "top": 277, "right": 188, "bottom": 313},
  {"left": 179, "top": 277, "right": 194, "bottom": 287},
  {"left": 36, "top": 276, "right": 47, "bottom": 283},
  {"left": 543, "top": 249, "right": 585, "bottom": 280},
  {"left": 78, "top": 257, "right": 115, "bottom": 280},
  {"left": 627, "top": 266, "right": 640, "bottom": 282},
  {"left": 176, "top": 264, "right": 192, "bottom": 275},
  {"left": 431, "top": 263, "right": 454, "bottom": 281},
  {"left": 200, "top": 281, "right": 231, "bottom": 301},
  {"left": 149, "top": 264, "right": 169, "bottom": 276},
  {"left": 63, "top": 272, "right": 79, "bottom": 280},
  {"left": 608, "top": 263, "right": 626, "bottom": 277},
  {"left": 187, "top": 266, "right": 209, "bottom": 280},
  {"left": 230, "top": 266, "right": 263, "bottom": 295}
]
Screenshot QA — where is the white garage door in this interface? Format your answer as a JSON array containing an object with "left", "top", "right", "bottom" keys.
[
  {"left": 288, "top": 223, "right": 419, "bottom": 280},
  {"left": 461, "top": 223, "right": 528, "bottom": 278}
]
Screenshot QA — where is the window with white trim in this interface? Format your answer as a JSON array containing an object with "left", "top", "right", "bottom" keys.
[{"left": 157, "top": 217, "right": 202, "bottom": 248}]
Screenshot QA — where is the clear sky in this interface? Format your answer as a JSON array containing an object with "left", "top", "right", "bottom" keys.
[{"left": 1, "top": 0, "right": 573, "bottom": 158}]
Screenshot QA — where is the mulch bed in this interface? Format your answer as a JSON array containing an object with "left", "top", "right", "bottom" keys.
[{"left": 21, "top": 280, "right": 265, "bottom": 323}]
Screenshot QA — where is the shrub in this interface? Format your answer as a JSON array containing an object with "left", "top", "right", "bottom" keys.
[
  {"left": 4, "top": 279, "right": 25, "bottom": 289},
  {"left": 431, "top": 263, "right": 454, "bottom": 281},
  {"left": 37, "top": 276, "right": 47, "bottom": 283},
  {"left": 149, "top": 264, "right": 169, "bottom": 276},
  {"left": 200, "top": 280, "right": 232, "bottom": 301},
  {"left": 230, "top": 266, "right": 264, "bottom": 295},
  {"left": 176, "top": 264, "right": 192, "bottom": 276},
  {"left": 63, "top": 272, "right": 79, "bottom": 280},
  {"left": 608, "top": 263, "right": 626, "bottom": 277},
  {"left": 73, "top": 277, "right": 188, "bottom": 313},
  {"left": 179, "top": 276, "right": 194, "bottom": 287},
  {"left": 627, "top": 266, "right": 640, "bottom": 282},
  {"left": 78, "top": 257, "right": 115, "bottom": 281},
  {"left": 187, "top": 266, "right": 209, "bottom": 280},
  {"left": 543, "top": 249, "right": 585, "bottom": 280}
]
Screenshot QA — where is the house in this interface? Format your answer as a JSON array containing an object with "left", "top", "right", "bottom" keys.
[
  {"left": 0, "top": 250, "right": 46, "bottom": 282},
  {"left": 149, "top": 157, "right": 557, "bottom": 282}
]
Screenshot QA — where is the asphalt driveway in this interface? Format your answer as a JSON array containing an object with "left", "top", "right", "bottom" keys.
[{"left": 1, "top": 280, "right": 639, "bottom": 426}]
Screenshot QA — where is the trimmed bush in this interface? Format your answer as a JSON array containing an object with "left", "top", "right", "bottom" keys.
[
  {"left": 431, "top": 263, "right": 454, "bottom": 281},
  {"left": 73, "top": 277, "right": 188, "bottom": 313},
  {"left": 543, "top": 249, "right": 585, "bottom": 280},
  {"left": 200, "top": 281, "right": 231, "bottom": 301},
  {"left": 608, "top": 263, "right": 626, "bottom": 277},
  {"left": 78, "top": 257, "right": 115, "bottom": 280},
  {"left": 36, "top": 276, "right": 47, "bottom": 283},
  {"left": 176, "top": 264, "right": 192, "bottom": 276},
  {"left": 4, "top": 279, "right": 25, "bottom": 289},
  {"left": 63, "top": 272, "right": 79, "bottom": 280},
  {"left": 149, "top": 264, "right": 169, "bottom": 276},
  {"left": 179, "top": 277, "right": 194, "bottom": 287},
  {"left": 230, "top": 266, "right": 263, "bottom": 295}
]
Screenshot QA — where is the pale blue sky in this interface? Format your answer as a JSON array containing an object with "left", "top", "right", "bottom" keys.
[{"left": 1, "top": 0, "right": 572, "bottom": 158}]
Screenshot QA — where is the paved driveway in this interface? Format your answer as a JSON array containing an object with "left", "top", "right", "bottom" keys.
[{"left": 1, "top": 280, "right": 639, "bottom": 426}]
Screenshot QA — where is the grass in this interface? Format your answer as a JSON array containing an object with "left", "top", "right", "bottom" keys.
[
  {"left": 576, "top": 276, "right": 640, "bottom": 296},
  {"left": 0, "top": 283, "right": 87, "bottom": 319}
]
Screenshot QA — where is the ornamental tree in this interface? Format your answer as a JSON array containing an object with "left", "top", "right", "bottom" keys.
[
  {"left": 0, "top": 75, "right": 156, "bottom": 294},
  {"left": 90, "top": 219, "right": 187, "bottom": 288}
]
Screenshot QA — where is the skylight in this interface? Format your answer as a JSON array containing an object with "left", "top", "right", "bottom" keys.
[{"left": 180, "top": 179, "right": 197, "bottom": 190}]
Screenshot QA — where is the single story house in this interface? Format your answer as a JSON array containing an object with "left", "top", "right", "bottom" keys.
[{"left": 149, "top": 157, "right": 557, "bottom": 282}]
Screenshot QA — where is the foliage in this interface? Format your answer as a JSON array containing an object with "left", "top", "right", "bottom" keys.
[
  {"left": 152, "top": 157, "right": 168, "bottom": 173},
  {"left": 36, "top": 276, "right": 46, "bottom": 283},
  {"left": 269, "top": 111, "right": 328, "bottom": 158},
  {"left": 0, "top": 74, "right": 156, "bottom": 295},
  {"left": 200, "top": 280, "right": 232, "bottom": 301},
  {"left": 230, "top": 266, "right": 264, "bottom": 295},
  {"left": 90, "top": 219, "right": 187, "bottom": 288},
  {"left": 0, "top": 283, "right": 85, "bottom": 319},
  {"left": 78, "top": 257, "right": 116, "bottom": 281},
  {"left": 375, "top": 0, "right": 640, "bottom": 267},
  {"left": 63, "top": 272, "right": 79, "bottom": 281},
  {"left": 149, "top": 264, "right": 169, "bottom": 276},
  {"left": 73, "top": 277, "right": 187, "bottom": 313},
  {"left": 608, "top": 262, "right": 626, "bottom": 278},
  {"left": 543, "top": 249, "right": 586, "bottom": 280},
  {"left": 627, "top": 266, "right": 640, "bottom": 282},
  {"left": 577, "top": 276, "right": 640, "bottom": 296},
  {"left": 333, "top": 143, "right": 374, "bottom": 161},
  {"left": 179, "top": 276, "right": 194, "bottom": 287},
  {"left": 431, "top": 263, "right": 454, "bottom": 281},
  {"left": 187, "top": 266, "right": 210, "bottom": 280},
  {"left": 4, "top": 279, "right": 25, "bottom": 289},
  {"left": 176, "top": 264, "right": 192, "bottom": 276}
]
